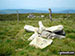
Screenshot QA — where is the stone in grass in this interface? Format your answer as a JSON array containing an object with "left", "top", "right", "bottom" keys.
[{"left": 29, "top": 37, "right": 53, "bottom": 49}]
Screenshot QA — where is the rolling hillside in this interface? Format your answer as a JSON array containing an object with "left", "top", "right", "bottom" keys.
[
  {"left": 0, "top": 9, "right": 75, "bottom": 14},
  {"left": 0, "top": 13, "right": 75, "bottom": 56}
]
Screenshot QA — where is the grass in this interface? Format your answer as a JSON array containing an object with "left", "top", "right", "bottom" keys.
[{"left": 0, "top": 13, "right": 75, "bottom": 56}]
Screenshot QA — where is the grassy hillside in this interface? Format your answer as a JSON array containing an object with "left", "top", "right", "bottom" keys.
[{"left": 0, "top": 13, "right": 75, "bottom": 56}]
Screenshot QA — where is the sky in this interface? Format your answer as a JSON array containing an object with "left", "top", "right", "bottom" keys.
[{"left": 0, "top": 0, "right": 75, "bottom": 10}]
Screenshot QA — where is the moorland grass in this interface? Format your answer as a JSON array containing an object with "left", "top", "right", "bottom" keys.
[{"left": 0, "top": 13, "right": 75, "bottom": 56}]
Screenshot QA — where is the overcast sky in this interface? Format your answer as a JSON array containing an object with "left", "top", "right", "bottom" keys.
[{"left": 0, "top": 0, "right": 75, "bottom": 10}]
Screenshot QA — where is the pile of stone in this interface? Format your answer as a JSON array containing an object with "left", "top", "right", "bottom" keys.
[
  {"left": 27, "top": 14, "right": 45, "bottom": 18},
  {"left": 24, "top": 21, "right": 65, "bottom": 49}
]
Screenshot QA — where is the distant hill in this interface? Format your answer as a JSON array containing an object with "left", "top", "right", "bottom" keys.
[
  {"left": 0, "top": 9, "right": 48, "bottom": 14},
  {"left": 0, "top": 9, "right": 75, "bottom": 14},
  {"left": 60, "top": 9, "right": 75, "bottom": 13}
]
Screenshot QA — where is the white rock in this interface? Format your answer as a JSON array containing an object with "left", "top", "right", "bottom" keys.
[
  {"left": 46, "top": 25, "right": 64, "bottom": 32},
  {"left": 24, "top": 25, "right": 38, "bottom": 32},
  {"left": 29, "top": 37, "right": 53, "bottom": 49}
]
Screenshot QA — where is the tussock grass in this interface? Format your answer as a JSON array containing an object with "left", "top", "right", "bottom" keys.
[{"left": 0, "top": 13, "right": 75, "bottom": 56}]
